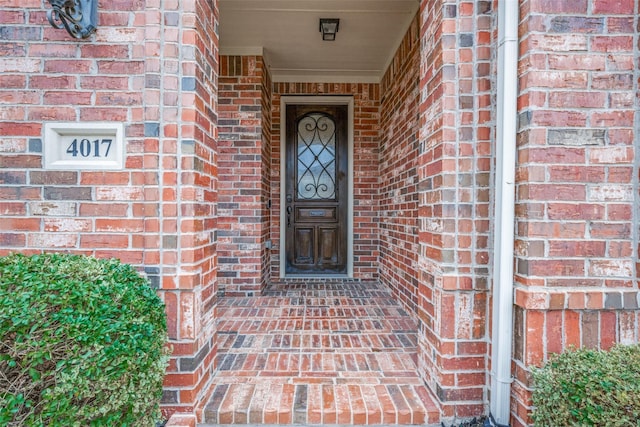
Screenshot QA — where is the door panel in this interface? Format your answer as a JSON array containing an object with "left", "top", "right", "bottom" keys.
[
  {"left": 318, "top": 227, "right": 338, "bottom": 263},
  {"left": 294, "top": 227, "right": 314, "bottom": 264},
  {"left": 285, "top": 104, "right": 348, "bottom": 274}
]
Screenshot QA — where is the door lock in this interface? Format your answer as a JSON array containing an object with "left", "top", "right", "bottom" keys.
[{"left": 286, "top": 194, "right": 293, "bottom": 228}]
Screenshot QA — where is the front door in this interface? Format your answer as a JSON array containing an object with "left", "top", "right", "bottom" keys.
[{"left": 285, "top": 104, "right": 348, "bottom": 274}]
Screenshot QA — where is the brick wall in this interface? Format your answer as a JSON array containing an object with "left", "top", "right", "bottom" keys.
[
  {"left": 271, "top": 83, "right": 381, "bottom": 280},
  {"left": 0, "top": 0, "right": 220, "bottom": 419},
  {"left": 0, "top": 1, "right": 147, "bottom": 260},
  {"left": 417, "top": 0, "right": 493, "bottom": 419},
  {"left": 379, "top": 16, "right": 420, "bottom": 315},
  {"left": 512, "top": 1, "right": 639, "bottom": 425},
  {"left": 260, "top": 60, "right": 273, "bottom": 289},
  {"left": 218, "top": 55, "right": 271, "bottom": 296}
]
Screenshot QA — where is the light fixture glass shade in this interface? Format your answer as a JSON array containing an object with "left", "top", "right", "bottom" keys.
[{"left": 319, "top": 18, "right": 340, "bottom": 41}]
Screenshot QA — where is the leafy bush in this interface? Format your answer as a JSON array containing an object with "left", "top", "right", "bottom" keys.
[
  {"left": 532, "top": 344, "right": 640, "bottom": 426},
  {"left": 0, "top": 253, "right": 169, "bottom": 426}
]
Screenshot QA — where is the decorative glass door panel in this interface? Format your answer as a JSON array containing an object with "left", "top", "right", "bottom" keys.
[{"left": 297, "top": 113, "right": 336, "bottom": 200}]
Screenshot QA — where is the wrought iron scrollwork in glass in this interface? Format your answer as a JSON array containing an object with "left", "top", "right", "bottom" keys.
[
  {"left": 47, "top": 0, "right": 97, "bottom": 39},
  {"left": 297, "top": 113, "right": 337, "bottom": 200}
]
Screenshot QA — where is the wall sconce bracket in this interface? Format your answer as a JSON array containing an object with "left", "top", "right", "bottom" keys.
[{"left": 47, "top": 0, "right": 97, "bottom": 39}]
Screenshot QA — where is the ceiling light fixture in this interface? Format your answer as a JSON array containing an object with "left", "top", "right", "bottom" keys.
[{"left": 319, "top": 18, "right": 340, "bottom": 41}]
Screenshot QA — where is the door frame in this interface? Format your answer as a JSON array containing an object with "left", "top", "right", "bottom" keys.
[{"left": 279, "top": 96, "right": 354, "bottom": 278}]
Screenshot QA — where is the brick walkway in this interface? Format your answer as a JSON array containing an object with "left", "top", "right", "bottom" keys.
[{"left": 202, "top": 281, "right": 439, "bottom": 425}]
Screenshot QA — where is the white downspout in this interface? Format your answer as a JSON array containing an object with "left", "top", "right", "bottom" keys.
[{"left": 490, "top": 0, "right": 519, "bottom": 425}]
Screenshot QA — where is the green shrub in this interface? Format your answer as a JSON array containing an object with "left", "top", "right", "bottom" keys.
[
  {"left": 532, "top": 344, "right": 640, "bottom": 426},
  {"left": 0, "top": 253, "right": 169, "bottom": 427}
]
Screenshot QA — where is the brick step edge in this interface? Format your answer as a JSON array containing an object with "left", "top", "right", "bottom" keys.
[
  {"left": 203, "top": 383, "right": 439, "bottom": 425},
  {"left": 166, "top": 414, "right": 197, "bottom": 427}
]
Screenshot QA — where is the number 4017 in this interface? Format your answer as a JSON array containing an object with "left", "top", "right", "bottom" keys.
[{"left": 66, "top": 138, "right": 112, "bottom": 158}]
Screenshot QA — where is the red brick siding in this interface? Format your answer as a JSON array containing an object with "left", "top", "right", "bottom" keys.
[
  {"left": 218, "top": 56, "right": 270, "bottom": 296},
  {"left": 379, "top": 16, "right": 421, "bottom": 316},
  {"left": 260, "top": 60, "right": 273, "bottom": 291},
  {"left": 417, "top": 0, "right": 493, "bottom": 419},
  {"left": 0, "top": 1, "right": 147, "bottom": 262},
  {"left": 271, "top": 84, "right": 381, "bottom": 280},
  {"left": 512, "top": 0, "right": 639, "bottom": 425},
  {"left": 0, "top": 0, "right": 220, "bottom": 419}
]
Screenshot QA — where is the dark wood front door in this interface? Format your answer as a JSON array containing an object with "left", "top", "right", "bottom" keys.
[{"left": 285, "top": 104, "right": 348, "bottom": 274}]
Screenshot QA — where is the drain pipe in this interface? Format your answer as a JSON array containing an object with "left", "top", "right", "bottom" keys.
[{"left": 490, "top": 0, "right": 519, "bottom": 425}]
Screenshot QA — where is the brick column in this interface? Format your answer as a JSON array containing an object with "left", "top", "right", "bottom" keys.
[
  {"left": 150, "top": 0, "right": 220, "bottom": 419},
  {"left": 512, "top": 1, "right": 639, "bottom": 425},
  {"left": 417, "top": 0, "right": 493, "bottom": 419}
]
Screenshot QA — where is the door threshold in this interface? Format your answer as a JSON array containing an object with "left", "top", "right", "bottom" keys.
[{"left": 282, "top": 274, "right": 351, "bottom": 280}]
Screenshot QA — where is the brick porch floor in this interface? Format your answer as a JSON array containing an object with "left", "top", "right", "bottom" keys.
[{"left": 201, "top": 281, "right": 439, "bottom": 425}]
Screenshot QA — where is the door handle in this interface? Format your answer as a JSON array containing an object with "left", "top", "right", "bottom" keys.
[{"left": 287, "top": 206, "right": 292, "bottom": 228}]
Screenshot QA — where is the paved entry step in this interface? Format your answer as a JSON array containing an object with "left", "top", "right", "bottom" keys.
[
  {"left": 202, "top": 383, "right": 437, "bottom": 425},
  {"left": 201, "top": 281, "right": 439, "bottom": 425}
]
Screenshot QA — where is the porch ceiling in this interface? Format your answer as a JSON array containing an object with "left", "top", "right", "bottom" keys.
[{"left": 219, "top": 0, "right": 419, "bottom": 83}]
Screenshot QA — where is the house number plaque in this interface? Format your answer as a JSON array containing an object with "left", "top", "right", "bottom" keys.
[{"left": 44, "top": 122, "right": 124, "bottom": 170}]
